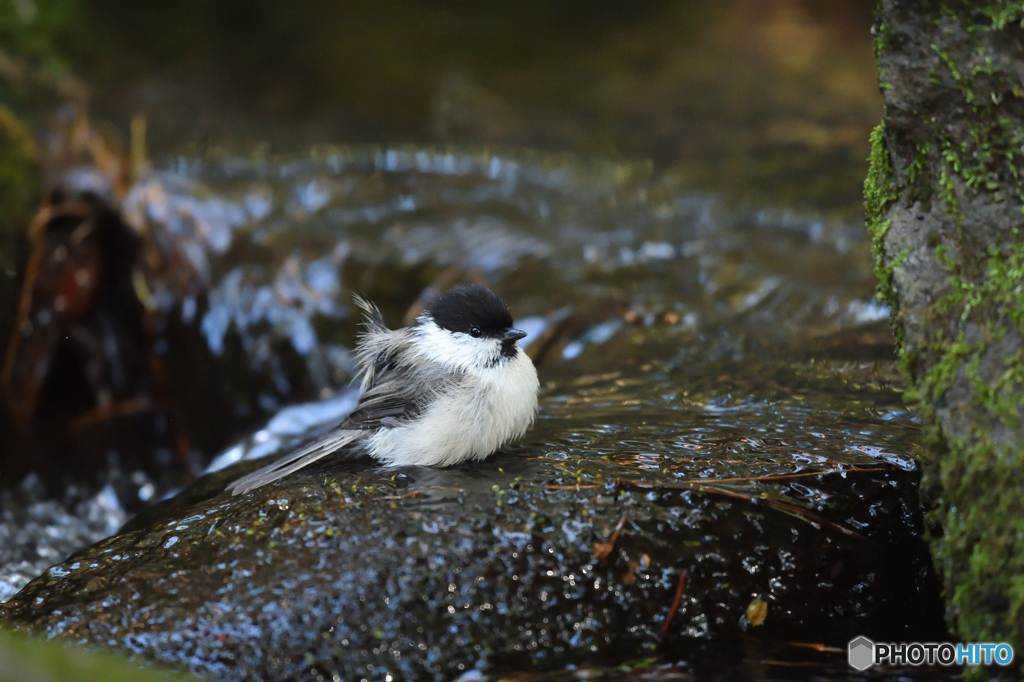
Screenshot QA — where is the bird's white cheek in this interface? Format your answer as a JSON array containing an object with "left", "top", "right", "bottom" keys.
[{"left": 416, "top": 324, "right": 500, "bottom": 371}]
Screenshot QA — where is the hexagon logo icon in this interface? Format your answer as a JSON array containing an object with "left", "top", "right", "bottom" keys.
[{"left": 848, "top": 636, "right": 875, "bottom": 671}]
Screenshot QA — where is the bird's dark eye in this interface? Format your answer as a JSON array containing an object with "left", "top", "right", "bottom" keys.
[{"left": 470, "top": 327, "right": 482, "bottom": 338}]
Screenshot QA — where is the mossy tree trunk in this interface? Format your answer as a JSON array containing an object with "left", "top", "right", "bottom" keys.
[{"left": 867, "top": 0, "right": 1024, "bottom": 659}]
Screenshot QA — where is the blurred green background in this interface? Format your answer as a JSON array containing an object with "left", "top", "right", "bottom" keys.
[{"left": 2, "top": 0, "right": 881, "bottom": 217}]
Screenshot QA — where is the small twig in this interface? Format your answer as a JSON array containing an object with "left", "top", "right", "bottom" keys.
[
  {"left": 757, "top": 496, "right": 862, "bottom": 537},
  {"left": 659, "top": 572, "right": 687, "bottom": 638},
  {"left": 544, "top": 466, "right": 879, "bottom": 492}
]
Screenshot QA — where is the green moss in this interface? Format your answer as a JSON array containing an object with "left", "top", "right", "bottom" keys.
[
  {"left": 929, "top": 12, "right": 1024, "bottom": 211},
  {"left": 925, "top": 218, "right": 1024, "bottom": 655},
  {"left": 874, "top": 20, "right": 892, "bottom": 88},
  {"left": 975, "top": 4, "right": 1024, "bottom": 31},
  {"left": 905, "top": 142, "right": 932, "bottom": 201},
  {"left": 871, "top": 1, "right": 1024, "bottom": 670},
  {"left": 915, "top": 238, "right": 1024, "bottom": 671},
  {"left": 938, "top": 166, "right": 963, "bottom": 226},
  {"left": 933, "top": 435, "right": 1024, "bottom": 650},
  {"left": 864, "top": 123, "right": 900, "bottom": 310}
]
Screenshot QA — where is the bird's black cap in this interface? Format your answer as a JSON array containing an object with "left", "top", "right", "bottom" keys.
[{"left": 425, "top": 284, "right": 514, "bottom": 337}]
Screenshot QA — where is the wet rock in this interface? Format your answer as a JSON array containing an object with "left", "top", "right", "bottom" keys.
[
  {"left": 1, "top": 349, "right": 946, "bottom": 679},
  {"left": 0, "top": 475, "right": 125, "bottom": 603}
]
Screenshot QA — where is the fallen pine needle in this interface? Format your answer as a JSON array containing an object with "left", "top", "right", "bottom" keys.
[
  {"left": 787, "top": 642, "right": 845, "bottom": 653},
  {"left": 545, "top": 471, "right": 869, "bottom": 538},
  {"left": 379, "top": 491, "right": 423, "bottom": 501},
  {"left": 660, "top": 572, "right": 687, "bottom": 638},
  {"left": 615, "top": 479, "right": 864, "bottom": 538}
]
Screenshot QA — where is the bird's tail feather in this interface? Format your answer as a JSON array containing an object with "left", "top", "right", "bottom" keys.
[{"left": 227, "top": 429, "right": 361, "bottom": 496}]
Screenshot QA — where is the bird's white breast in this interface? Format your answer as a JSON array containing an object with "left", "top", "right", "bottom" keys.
[{"left": 367, "top": 349, "right": 538, "bottom": 467}]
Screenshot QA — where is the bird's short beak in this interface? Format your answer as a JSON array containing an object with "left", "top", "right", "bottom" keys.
[{"left": 502, "top": 328, "right": 527, "bottom": 342}]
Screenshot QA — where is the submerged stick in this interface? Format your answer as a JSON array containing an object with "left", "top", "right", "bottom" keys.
[
  {"left": 592, "top": 513, "right": 628, "bottom": 561},
  {"left": 660, "top": 572, "right": 687, "bottom": 638}
]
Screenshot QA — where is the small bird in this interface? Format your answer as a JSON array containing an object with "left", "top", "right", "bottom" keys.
[{"left": 229, "top": 284, "right": 539, "bottom": 495}]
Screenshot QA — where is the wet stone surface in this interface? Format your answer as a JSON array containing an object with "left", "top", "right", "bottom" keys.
[{"left": 0, "top": 349, "right": 947, "bottom": 679}]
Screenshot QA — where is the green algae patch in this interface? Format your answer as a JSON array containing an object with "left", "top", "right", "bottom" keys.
[{"left": 870, "top": 0, "right": 1024, "bottom": 670}]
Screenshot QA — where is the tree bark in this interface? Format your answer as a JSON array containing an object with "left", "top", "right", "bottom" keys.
[{"left": 868, "top": 0, "right": 1024, "bottom": 657}]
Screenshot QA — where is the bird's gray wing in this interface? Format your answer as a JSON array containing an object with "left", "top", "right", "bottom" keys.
[
  {"left": 229, "top": 343, "right": 454, "bottom": 496},
  {"left": 337, "top": 355, "right": 433, "bottom": 430}
]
